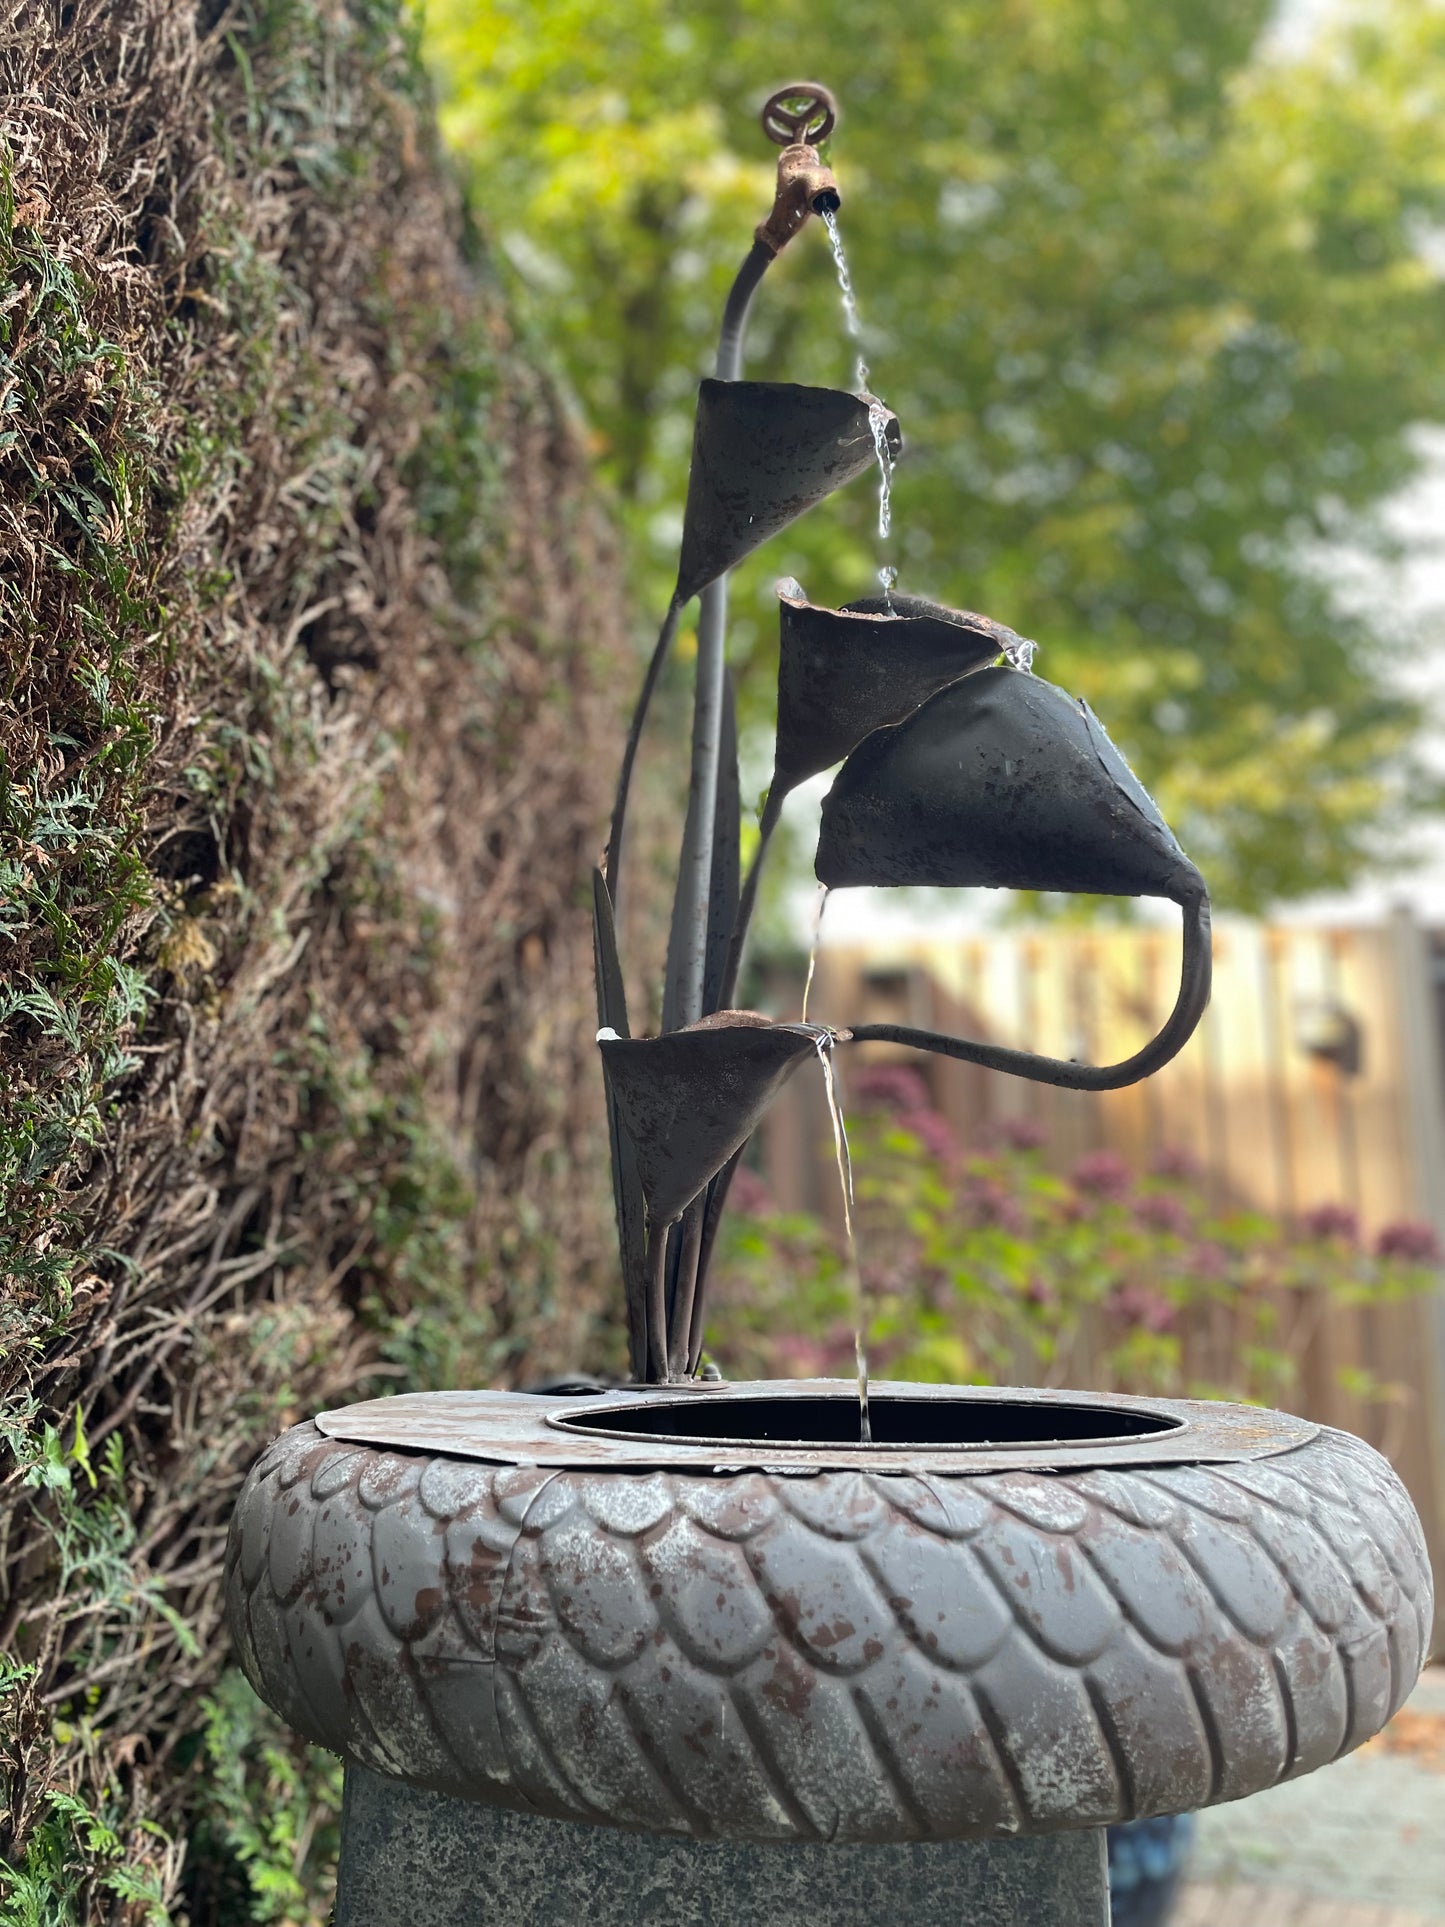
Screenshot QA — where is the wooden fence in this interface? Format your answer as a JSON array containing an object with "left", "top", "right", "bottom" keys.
[{"left": 758, "top": 909, "right": 1445, "bottom": 1647}]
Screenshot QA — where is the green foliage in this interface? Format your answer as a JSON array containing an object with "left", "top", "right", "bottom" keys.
[
  {"left": 426, "top": 0, "right": 1445, "bottom": 907},
  {"left": 180, "top": 1672, "right": 342, "bottom": 1927},
  {"left": 0, "top": 1785, "right": 173, "bottom": 1927},
  {"left": 708, "top": 1072, "right": 1440, "bottom": 1405}
]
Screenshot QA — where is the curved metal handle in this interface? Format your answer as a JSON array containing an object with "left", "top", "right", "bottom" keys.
[{"left": 847, "top": 888, "right": 1212, "bottom": 1092}]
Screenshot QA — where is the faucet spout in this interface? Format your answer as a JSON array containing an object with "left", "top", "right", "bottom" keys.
[
  {"left": 756, "top": 144, "right": 842, "bottom": 255},
  {"left": 754, "top": 82, "right": 841, "bottom": 257}
]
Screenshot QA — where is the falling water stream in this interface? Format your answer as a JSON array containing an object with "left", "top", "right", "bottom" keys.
[
  {"left": 800, "top": 883, "right": 829, "bottom": 1023},
  {"left": 814, "top": 1035, "right": 870, "bottom": 1444},
  {"left": 823, "top": 210, "right": 896, "bottom": 610}
]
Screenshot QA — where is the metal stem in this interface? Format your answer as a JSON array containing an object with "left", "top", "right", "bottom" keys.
[
  {"left": 667, "top": 243, "right": 772, "bottom": 1028},
  {"left": 605, "top": 594, "right": 682, "bottom": 900},
  {"left": 718, "top": 782, "right": 785, "bottom": 1009},
  {"left": 666, "top": 1205, "right": 705, "bottom": 1377},
  {"left": 849, "top": 889, "right": 1212, "bottom": 1090},
  {"left": 644, "top": 1221, "right": 672, "bottom": 1383}
]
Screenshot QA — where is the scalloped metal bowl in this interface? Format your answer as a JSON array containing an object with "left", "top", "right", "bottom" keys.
[{"left": 226, "top": 1381, "right": 1432, "bottom": 1844}]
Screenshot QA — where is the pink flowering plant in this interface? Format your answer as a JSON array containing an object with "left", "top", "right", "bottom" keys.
[{"left": 706, "top": 1065, "right": 1440, "bottom": 1418}]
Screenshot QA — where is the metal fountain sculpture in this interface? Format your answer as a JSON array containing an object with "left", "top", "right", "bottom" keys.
[{"left": 227, "top": 86, "right": 1432, "bottom": 1927}]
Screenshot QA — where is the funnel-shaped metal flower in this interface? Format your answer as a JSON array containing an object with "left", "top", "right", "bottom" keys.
[
  {"left": 599, "top": 1015, "right": 828, "bottom": 1228},
  {"left": 676, "top": 382, "right": 900, "bottom": 605},
  {"left": 773, "top": 584, "right": 1015, "bottom": 797},
  {"left": 816, "top": 666, "right": 1203, "bottom": 904}
]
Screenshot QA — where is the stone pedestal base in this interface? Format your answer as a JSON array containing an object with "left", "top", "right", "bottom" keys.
[{"left": 335, "top": 1765, "right": 1111, "bottom": 1927}]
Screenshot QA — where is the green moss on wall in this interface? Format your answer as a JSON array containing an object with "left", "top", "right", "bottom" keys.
[{"left": 0, "top": 2, "right": 627, "bottom": 1914}]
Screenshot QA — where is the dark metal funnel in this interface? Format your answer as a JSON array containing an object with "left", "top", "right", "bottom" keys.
[
  {"left": 676, "top": 382, "right": 900, "bottom": 606},
  {"left": 773, "top": 584, "right": 1011, "bottom": 797},
  {"left": 816, "top": 666, "right": 1204, "bottom": 905},
  {"left": 598, "top": 1016, "right": 830, "bottom": 1229}
]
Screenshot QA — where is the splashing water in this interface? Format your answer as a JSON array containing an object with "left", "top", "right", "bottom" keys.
[
  {"left": 823, "top": 210, "right": 899, "bottom": 604},
  {"left": 867, "top": 399, "right": 893, "bottom": 544},
  {"left": 813, "top": 1034, "right": 870, "bottom": 1445},
  {"left": 800, "top": 884, "right": 829, "bottom": 1022},
  {"left": 1003, "top": 631, "right": 1039, "bottom": 674},
  {"left": 821, "top": 209, "right": 868, "bottom": 392}
]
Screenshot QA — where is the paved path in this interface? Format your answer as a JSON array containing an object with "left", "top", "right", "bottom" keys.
[
  {"left": 1174, "top": 1665, "right": 1445, "bottom": 1922},
  {"left": 1175, "top": 1886, "right": 1436, "bottom": 1925}
]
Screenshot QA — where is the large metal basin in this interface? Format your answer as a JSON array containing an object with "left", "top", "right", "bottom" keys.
[{"left": 226, "top": 1381, "right": 1432, "bottom": 1843}]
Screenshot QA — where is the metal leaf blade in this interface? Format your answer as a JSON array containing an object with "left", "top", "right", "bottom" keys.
[{"left": 593, "top": 869, "right": 647, "bottom": 1379}]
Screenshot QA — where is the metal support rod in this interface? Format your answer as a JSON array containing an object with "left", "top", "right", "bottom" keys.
[
  {"left": 850, "top": 888, "right": 1212, "bottom": 1091},
  {"left": 666, "top": 1203, "right": 705, "bottom": 1377},
  {"left": 667, "top": 242, "right": 772, "bottom": 1029},
  {"left": 606, "top": 594, "right": 683, "bottom": 902},
  {"left": 644, "top": 1219, "right": 672, "bottom": 1383},
  {"left": 718, "top": 781, "right": 785, "bottom": 1009}
]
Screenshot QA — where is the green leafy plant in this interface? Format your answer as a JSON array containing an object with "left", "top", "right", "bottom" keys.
[{"left": 707, "top": 1064, "right": 1440, "bottom": 1418}]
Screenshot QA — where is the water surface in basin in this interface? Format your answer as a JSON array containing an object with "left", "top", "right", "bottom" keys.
[{"left": 552, "top": 1392, "right": 1182, "bottom": 1449}]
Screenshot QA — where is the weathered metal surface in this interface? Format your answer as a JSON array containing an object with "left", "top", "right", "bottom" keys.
[
  {"left": 760, "top": 83, "right": 838, "bottom": 150},
  {"left": 334, "top": 1764, "right": 1110, "bottom": 1926},
  {"left": 598, "top": 1021, "right": 828, "bottom": 1230},
  {"left": 772, "top": 585, "right": 1003, "bottom": 797},
  {"left": 226, "top": 1412, "right": 1432, "bottom": 1840},
  {"left": 676, "top": 382, "right": 900, "bottom": 605},
  {"left": 816, "top": 665, "right": 1202, "bottom": 904},
  {"left": 311, "top": 1379, "right": 1313, "bottom": 1474}
]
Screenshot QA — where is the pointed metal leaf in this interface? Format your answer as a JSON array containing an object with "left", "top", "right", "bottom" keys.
[
  {"left": 816, "top": 666, "right": 1203, "bottom": 903},
  {"left": 676, "top": 382, "right": 900, "bottom": 605},
  {"left": 703, "top": 669, "right": 741, "bottom": 1013},
  {"left": 599, "top": 1015, "right": 827, "bottom": 1226},
  {"left": 593, "top": 870, "right": 647, "bottom": 1379},
  {"left": 773, "top": 584, "right": 1009, "bottom": 796}
]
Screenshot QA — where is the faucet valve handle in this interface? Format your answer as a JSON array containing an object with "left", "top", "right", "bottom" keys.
[
  {"left": 760, "top": 82, "right": 837, "bottom": 149},
  {"left": 755, "top": 84, "right": 842, "bottom": 257}
]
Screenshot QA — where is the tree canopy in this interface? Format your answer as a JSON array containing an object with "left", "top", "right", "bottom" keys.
[{"left": 425, "top": 0, "right": 1445, "bottom": 908}]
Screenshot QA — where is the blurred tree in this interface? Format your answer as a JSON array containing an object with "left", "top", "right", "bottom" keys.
[{"left": 425, "top": 0, "right": 1445, "bottom": 908}]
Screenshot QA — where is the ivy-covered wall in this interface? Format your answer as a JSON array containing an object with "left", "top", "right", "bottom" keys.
[{"left": 0, "top": 2, "right": 626, "bottom": 1915}]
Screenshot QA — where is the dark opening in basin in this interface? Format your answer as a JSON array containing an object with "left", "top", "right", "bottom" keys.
[{"left": 551, "top": 1392, "right": 1182, "bottom": 1450}]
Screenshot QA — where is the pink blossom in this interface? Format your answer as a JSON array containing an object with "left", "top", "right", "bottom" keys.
[
  {"left": 1300, "top": 1203, "right": 1358, "bottom": 1244},
  {"left": 1150, "top": 1145, "right": 1202, "bottom": 1182},
  {"left": 1071, "top": 1149, "right": 1132, "bottom": 1201},
  {"left": 990, "top": 1117, "right": 1049, "bottom": 1152},
  {"left": 1134, "top": 1193, "right": 1193, "bottom": 1238},
  {"left": 1375, "top": 1220, "right": 1442, "bottom": 1264},
  {"left": 908, "top": 1109, "right": 959, "bottom": 1164},
  {"left": 962, "top": 1176, "right": 1026, "bottom": 1235},
  {"left": 727, "top": 1165, "right": 773, "bottom": 1217},
  {"left": 1109, "top": 1281, "right": 1178, "bottom": 1333},
  {"left": 851, "top": 1064, "right": 931, "bottom": 1115},
  {"left": 1189, "top": 1240, "right": 1230, "bottom": 1283}
]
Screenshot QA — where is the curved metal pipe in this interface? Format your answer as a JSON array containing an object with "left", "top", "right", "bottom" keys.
[
  {"left": 848, "top": 889, "right": 1212, "bottom": 1091},
  {"left": 669, "top": 243, "right": 775, "bottom": 1027}
]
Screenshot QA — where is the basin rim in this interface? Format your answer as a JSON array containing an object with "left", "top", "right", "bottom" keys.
[{"left": 316, "top": 1378, "right": 1316, "bottom": 1476}]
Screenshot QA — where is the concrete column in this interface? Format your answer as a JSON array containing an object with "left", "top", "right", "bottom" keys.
[{"left": 335, "top": 1764, "right": 1112, "bottom": 1927}]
